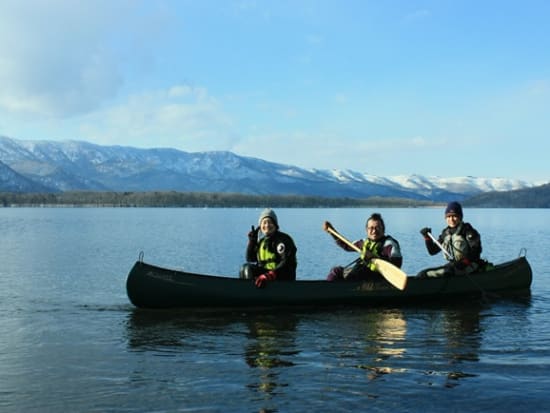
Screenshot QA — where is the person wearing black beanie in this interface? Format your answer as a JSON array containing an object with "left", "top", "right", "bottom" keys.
[{"left": 418, "top": 201, "right": 483, "bottom": 277}]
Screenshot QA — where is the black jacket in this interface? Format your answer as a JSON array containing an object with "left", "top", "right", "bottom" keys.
[{"left": 246, "top": 230, "right": 297, "bottom": 280}]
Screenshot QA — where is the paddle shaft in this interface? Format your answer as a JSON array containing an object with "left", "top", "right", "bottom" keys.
[
  {"left": 426, "top": 232, "right": 454, "bottom": 260},
  {"left": 426, "top": 231, "right": 490, "bottom": 299},
  {"left": 326, "top": 227, "right": 361, "bottom": 253},
  {"left": 325, "top": 226, "right": 407, "bottom": 290}
]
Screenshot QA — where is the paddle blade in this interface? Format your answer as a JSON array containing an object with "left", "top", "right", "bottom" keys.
[
  {"left": 371, "top": 258, "right": 408, "bottom": 290},
  {"left": 325, "top": 227, "right": 407, "bottom": 289}
]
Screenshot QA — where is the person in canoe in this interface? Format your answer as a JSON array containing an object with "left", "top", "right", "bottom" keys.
[
  {"left": 418, "top": 201, "right": 483, "bottom": 277},
  {"left": 240, "top": 208, "right": 298, "bottom": 288},
  {"left": 324, "top": 212, "right": 403, "bottom": 282}
]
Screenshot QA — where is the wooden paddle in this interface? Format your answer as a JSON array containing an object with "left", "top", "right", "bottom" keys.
[
  {"left": 426, "top": 232, "right": 453, "bottom": 260},
  {"left": 325, "top": 226, "right": 407, "bottom": 290},
  {"left": 425, "top": 230, "right": 491, "bottom": 298}
]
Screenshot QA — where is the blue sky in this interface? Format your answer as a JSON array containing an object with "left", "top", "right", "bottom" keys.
[{"left": 0, "top": 0, "right": 549, "bottom": 182}]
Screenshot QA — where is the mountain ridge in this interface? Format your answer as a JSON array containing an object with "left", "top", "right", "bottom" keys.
[{"left": 0, "top": 136, "right": 543, "bottom": 202}]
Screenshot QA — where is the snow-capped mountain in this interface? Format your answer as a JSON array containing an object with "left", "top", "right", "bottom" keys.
[
  {"left": 0, "top": 136, "right": 541, "bottom": 201},
  {"left": 0, "top": 159, "right": 51, "bottom": 192}
]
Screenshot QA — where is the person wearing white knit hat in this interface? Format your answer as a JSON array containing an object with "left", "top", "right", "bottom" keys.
[{"left": 240, "top": 208, "right": 297, "bottom": 288}]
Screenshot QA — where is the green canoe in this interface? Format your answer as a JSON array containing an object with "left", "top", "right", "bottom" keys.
[{"left": 126, "top": 255, "right": 532, "bottom": 309}]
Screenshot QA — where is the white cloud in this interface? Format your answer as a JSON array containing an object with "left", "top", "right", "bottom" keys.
[
  {"left": 403, "top": 9, "right": 431, "bottom": 23},
  {"left": 306, "top": 34, "right": 323, "bottom": 45},
  {"left": 79, "top": 85, "right": 237, "bottom": 150},
  {"left": 525, "top": 79, "right": 550, "bottom": 97},
  {"left": 231, "top": 130, "right": 461, "bottom": 172},
  {"left": 0, "top": 0, "right": 148, "bottom": 118},
  {"left": 231, "top": 130, "right": 370, "bottom": 170},
  {"left": 334, "top": 93, "right": 350, "bottom": 105}
]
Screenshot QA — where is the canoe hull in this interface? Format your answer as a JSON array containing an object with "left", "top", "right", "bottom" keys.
[{"left": 126, "top": 256, "right": 532, "bottom": 309}]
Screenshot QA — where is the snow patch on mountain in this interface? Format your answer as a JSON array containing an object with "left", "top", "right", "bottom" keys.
[{"left": 0, "top": 135, "right": 544, "bottom": 200}]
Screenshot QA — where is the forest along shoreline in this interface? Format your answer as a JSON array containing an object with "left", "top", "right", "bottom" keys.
[{"left": 0, "top": 191, "right": 440, "bottom": 208}]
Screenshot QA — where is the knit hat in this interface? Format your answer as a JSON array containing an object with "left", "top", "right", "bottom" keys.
[
  {"left": 258, "top": 208, "right": 278, "bottom": 228},
  {"left": 445, "top": 201, "right": 463, "bottom": 218}
]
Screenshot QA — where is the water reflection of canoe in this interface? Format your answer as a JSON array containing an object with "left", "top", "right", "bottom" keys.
[{"left": 126, "top": 256, "right": 532, "bottom": 309}]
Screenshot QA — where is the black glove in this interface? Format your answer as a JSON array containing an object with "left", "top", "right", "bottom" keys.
[
  {"left": 420, "top": 227, "right": 432, "bottom": 238},
  {"left": 248, "top": 225, "right": 259, "bottom": 242}
]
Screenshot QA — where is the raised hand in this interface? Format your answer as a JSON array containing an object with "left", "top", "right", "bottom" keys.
[
  {"left": 323, "top": 221, "right": 334, "bottom": 232},
  {"left": 420, "top": 227, "right": 432, "bottom": 238},
  {"left": 248, "top": 225, "right": 259, "bottom": 242}
]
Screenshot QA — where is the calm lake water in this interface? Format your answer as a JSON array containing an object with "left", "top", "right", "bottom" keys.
[{"left": 1, "top": 207, "right": 549, "bottom": 412}]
